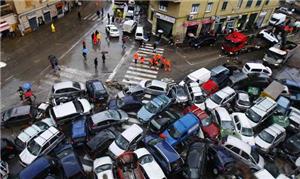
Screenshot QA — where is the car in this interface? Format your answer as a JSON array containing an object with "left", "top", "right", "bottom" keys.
[
  {"left": 15, "top": 118, "right": 57, "bottom": 150},
  {"left": 258, "top": 29, "right": 279, "bottom": 44},
  {"left": 54, "top": 144, "right": 85, "bottom": 178},
  {"left": 149, "top": 110, "right": 181, "bottom": 134},
  {"left": 51, "top": 95, "right": 77, "bottom": 106},
  {"left": 242, "top": 63, "right": 272, "bottom": 77},
  {"left": 105, "top": 24, "right": 120, "bottom": 37},
  {"left": 139, "top": 79, "right": 171, "bottom": 96},
  {"left": 49, "top": 98, "right": 92, "bottom": 124},
  {"left": 184, "top": 105, "right": 220, "bottom": 140},
  {"left": 234, "top": 91, "right": 251, "bottom": 111},
  {"left": 116, "top": 152, "right": 144, "bottom": 179},
  {"left": 161, "top": 113, "right": 200, "bottom": 146},
  {"left": 229, "top": 72, "right": 272, "bottom": 90},
  {"left": 0, "top": 160, "right": 8, "bottom": 179},
  {"left": 108, "top": 95, "right": 143, "bottom": 112},
  {"left": 183, "top": 142, "right": 207, "bottom": 179},
  {"left": 170, "top": 85, "right": 189, "bottom": 104},
  {"left": 190, "top": 35, "right": 216, "bottom": 48},
  {"left": 281, "top": 79, "right": 300, "bottom": 94},
  {"left": 255, "top": 124, "right": 286, "bottom": 153},
  {"left": 86, "top": 79, "right": 108, "bottom": 103},
  {"left": 288, "top": 107, "right": 300, "bottom": 132},
  {"left": 254, "top": 169, "right": 289, "bottom": 179},
  {"left": 71, "top": 115, "right": 89, "bottom": 146},
  {"left": 117, "top": 85, "right": 145, "bottom": 99},
  {"left": 212, "top": 107, "right": 235, "bottom": 138},
  {"left": 281, "top": 133, "right": 300, "bottom": 165},
  {"left": 1, "top": 105, "right": 37, "bottom": 127},
  {"left": 87, "top": 128, "right": 119, "bottom": 159},
  {"left": 201, "top": 79, "right": 219, "bottom": 96},
  {"left": 134, "top": 148, "right": 166, "bottom": 179},
  {"left": 51, "top": 81, "right": 86, "bottom": 97},
  {"left": 231, "top": 113, "right": 255, "bottom": 146},
  {"left": 276, "top": 96, "right": 291, "bottom": 115},
  {"left": 19, "top": 156, "right": 59, "bottom": 179},
  {"left": 210, "top": 65, "right": 230, "bottom": 88},
  {"left": 179, "top": 68, "right": 211, "bottom": 86},
  {"left": 143, "top": 135, "right": 184, "bottom": 175},
  {"left": 1, "top": 138, "right": 17, "bottom": 161},
  {"left": 245, "top": 97, "right": 277, "bottom": 128},
  {"left": 211, "top": 65, "right": 230, "bottom": 77},
  {"left": 222, "top": 135, "right": 265, "bottom": 170},
  {"left": 186, "top": 82, "right": 206, "bottom": 110},
  {"left": 88, "top": 110, "right": 128, "bottom": 133},
  {"left": 93, "top": 156, "right": 114, "bottom": 179},
  {"left": 278, "top": 7, "right": 294, "bottom": 15},
  {"left": 19, "top": 126, "right": 65, "bottom": 166},
  {"left": 108, "top": 124, "right": 144, "bottom": 158},
  {"left": 205, "top": 86, "right": 236, "bottom": 111},
  {"left": 137, "top": 95, "right": 172, "bottom": 123}
]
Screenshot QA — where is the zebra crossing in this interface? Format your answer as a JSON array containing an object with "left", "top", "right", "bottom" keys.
[{"left": 83, "top": 13, "right": 104, "bottom": 22}]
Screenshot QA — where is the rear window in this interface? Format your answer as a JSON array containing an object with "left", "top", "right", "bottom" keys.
[
  {"left": 73, "top": 101, "right": 84, "bottom": 113},
  {"left": 93, "top": 82, "right": 105, "bottom": 91},
  {"left": 245, "top": 64, "right": 250, "bottom": 71},
  {"left": 136, "top": 33, "right": 143, "bottom": 36}
]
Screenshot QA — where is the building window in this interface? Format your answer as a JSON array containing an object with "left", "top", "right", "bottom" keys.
[
  {"left": 191, "top": 4, "right": 200, "bottom": 13},
  {"left": 159, "top": 1, "right": 168, "bottom": 12},
  {"left": 265, "top": 0, "right": 269, "bottom": 5},
  {"left": 246, "top": 0, "right": 252, "bottom": 8},
  {"left": 222, "top": 0, "right": 228, "bottom": 10},
  {"left": 206, "top": 2, "right": 213, "bottom": 12},
  {"left": 237, "top": 0, "right": 243, "bottom": 8},
  {"left": 256, "top": 0, "right": 262, "bottom": 6}
]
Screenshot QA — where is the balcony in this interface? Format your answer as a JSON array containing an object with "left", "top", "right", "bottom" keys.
[{"left": 0, "top": 4, "right": 14, "bottom": 17}]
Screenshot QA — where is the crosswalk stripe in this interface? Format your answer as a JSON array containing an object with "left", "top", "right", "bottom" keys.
[
  {"left": 140, "top": 45, "right": 164, "bottom": 51},
  {"left": 139, "top": 47, "right": 164, "bottom": 53},
  {"left": 83, "top": 13, "right": 93, "bottom": 20},
  {"left": 124, "top": 74, "right": 152, "bottom": 81},
  {"left": 128, "top": 66, "right": 158, "bottom": 74},
  {"left": 57, "top": 71, "right": 87, "bottom": 83},
  {"left": 87, "top": 14, "right": 97, "bottom": 20},
  {"left": 122, "top": 79, "right": 140, "bottom": 85},
  {"left": 130, "top": 63, "right": 159, "bottom": 70},
  {"left": 144, "top": 94, "right": 152, "bottom": 99},
  {"left": 60, "top": 66, "right": 93, "bottom": 78},
  {"left": 92, "top": 15, "right": 98, "bottom": 21},
  {"left": 137, "top": 50, "right": 162, "bottom": 56},
  {"left": 126, "top": 70, "right": 157, "bottom": 78}
]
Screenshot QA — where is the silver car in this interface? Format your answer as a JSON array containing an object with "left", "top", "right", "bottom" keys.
[{"left": 139, "top": 80, "right": 170, "bottom": 96}]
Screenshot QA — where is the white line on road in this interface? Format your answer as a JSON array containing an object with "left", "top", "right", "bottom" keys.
[
  {"left": 128, "top": 66, "right": 158, "bottom": 74},
  {"left": 83, "top": 14, "right": 93, "bottom": 20},
  {"left": 124, "top": 74, "right": 152, "bottom": 81},
  {"left": 88, "top": 14, "right": 97, "bottom": 20},
  {"left": 91, "top": 15, "right": 98, "bottom": 21},
  {"left": 130, "top": 63, "right": 159, "bottom": 70},
  {"left": 126, "top": 70, "right": 157, "bottom": 78},
  {"left": 122, "top": 79, "right": 140, "bottom": 85}
]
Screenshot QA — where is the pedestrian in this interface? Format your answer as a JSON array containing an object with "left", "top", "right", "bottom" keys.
[
  {"left": 140, "top": 56, "right": 145, "bottom": 64},
  {"left": 101, "top": 8, "right": 104, "bottom": 17},
  {"left": 107, "top": 13, "right": 110, "bottom": 24},
  {"left": 96, "top": 10, "right": 100, "bottom": 18},
  {"left": 112, "top": 15, "right": 115, "bottom": 23},
  {"left": 150, "top": 58, "right": 155, "bottom": 68},
  {"left": 133, "top": 52, "right": 139, "bottom": 64},
  {"left": 153, "top": 42, "right": 157, "bottom": 52},
  {"left": 51, "top": 23, "right": 56, "bottom": 33},
  {"left": 17, "top": 87, "right": 24, "bottom": 101},
  {"left": 82, "top": 40, "right": 86, "bottom": 49},
  {"left": 94, "top": 57, "right": 98, "bottom": 68},
  {"left": 97, "top": 33, "right": 101, "bottom": 45},
  {"left": 102, "top": 53, "right": 106, "bottom": 63},
  {"left": 82, "top": 47, "right": 88, "bottom": 61},
  {"left": 48, "top": 55, "right": 55, "bottom": 70},
  {"left": 122, "top": 36, "right": 126, "bottom": 49},
  {"left": 93, "top": 34, "right": 98, "bottom": 45},
  {"left": 160, "top": 56, "right": 165, "bottom": 69},
  {"left": 78, "top": 11, "right": 81, "bottom": 20},
  {"left": 91, "top": 32, "right": 95, "bottom": 42},
  {"left": 165, "top": 59, "right": 171, "bottom": 72},
  {"left": 53, "top": 56, "right": 61, "bottom": 71}
]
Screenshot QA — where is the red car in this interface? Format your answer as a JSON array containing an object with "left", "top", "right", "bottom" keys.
[
  {"left": 201, "top": 79, "right": 219, "bottom": 96},
  {"left": 116, "top": 152, "right": 145, "bottom": 179},
  {"left": 183, "top": 105, "right": 220, "bottom": 140}
]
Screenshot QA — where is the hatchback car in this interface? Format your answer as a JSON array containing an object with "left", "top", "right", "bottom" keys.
[
  {"left": 116, "top": 152, "right": 144, "bottom": 179},
  {"left": 117, "top": 85, "right": 145, "bottom": 99},
  {"left": 179, "top": 68, "right": 211, "bottom": 86},
  {"left": 201, "top": 80, "right": 219, "bottom": 96},
  {"left": 51, "top": 81, "right": 86, "bottom": 97},
  {"left": 150, "top": 110, "right": 181, "bottom": 134},
  {"left": 212, "top": 107, "right": 235, "bottom": 138},
  {"left": 170, "top": 85, "right": 189, "bottom": 104},
  {"left": 1, "top": 105, "right": 37, "bottom": 127},
  {"left": 71, "top": 116, "right": 89, "bottom": 146},
  {"left": 242, "top": 63, "right": 272, "bottom": 77},
  {"left": 139, "top": 79, "right": 170, "bottom": 96},
  {"left": 234, "top": 91, "right": 251, "bottom": 111},
  {"left": 86, "top": 79, "right": 108, "bottom": 103},
  {"left": 282, "top": 133, "right": 300, "bottom": 164},
  {"left": 205, "top": 86, "right": 236, "bottom": 111},
  {"left": 258, "top": 29, "right": 279, "bottom": 44},
  {"left": 105, "top": 24, "right": 120, "bottom": 37},
  {"left": 93, "top": 156, "right": 114, "bottom": 179},
  {"left": 231, "top": 113, "right": 255, "bottom": 146},
  {"left": 276, "top": 96, "right": 291, "bottom": 115},
  {"left": 190, "top": 35, "right": 216, "bottom": 48},
  {"left": 108, "top": 95, "right": 143, "bottom": 112},
  {"left": 186, "top": 82, "right": 206, "bottom": 110}
]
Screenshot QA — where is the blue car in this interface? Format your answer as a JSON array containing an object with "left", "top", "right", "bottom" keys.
[
  {"left": 137, "top": 95, "right": 172, "bottom": 123},
  {"left": 143, "top": 134, "right": 184, "bottom": 175},
  {"left": 161, "top": 113, "right": 200, "bottom": 146},
  {"left": 108, "top": 95, "right": 143, "bottom": 112},
  {"left": 71, "top": 115, "right": 88, "bottom": 146},
  {"left": 276, "top": 96, "right": 291, "bottom": 115}
]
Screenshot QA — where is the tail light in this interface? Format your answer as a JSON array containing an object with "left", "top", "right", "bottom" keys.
[{"left": 159, "top": 133, "right": 167, "bottom": 139}]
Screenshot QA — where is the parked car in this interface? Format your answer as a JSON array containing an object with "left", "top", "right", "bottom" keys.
[
  {"left": 88, "top": 110, "right": 128, "bottom": 133},
  {"left": 222, "top": 135, "right": 265, "bottom": 170},
  {"left": 229, "top": 72, "right": 272, "bottom": 90},
  {"left": 1, "top": 105, "right": 37, "bottom": 127},
  {"left": 258, "top": 29, "right": 279, "bottom": 44},
  {"left": 117, "top": 85, "right": 145, "bottom": 99},
  {"left": 108, "top": 95, "right": 143, "bottom": 112},
  {"left": 245, "top": 97, "right": 277, "bottom": 128},
  {"left": 134, "top": 148, "right": 166, "bottom": 179},
  {"left": 71, "top": 115, "right": 89, "bottom": 146},
  {"left": 205, "top": 86, "right": 236, "bottom": 111},
  {"left": 170, "top": 85, "right": 189, "bottom": 104},
  {"left": 212, "top": 107, "right": 235, "bottom": 138},
  {"left": 51, "top": 81, "right": 86, "bottom": 97},
  {"left": 179, "top": 68, "right": 211, "bottom": 86},
  {"left": 242, "top": 63, "right": 272, "bottom": 77},
  {"left": 139, "top": 79, "right": 171, "bottom": 96},
  {"left": 49, "top": 98, "right": 92, "bottom": 124},
  {"left": 108, "top": 124, "right": 143, "bottom": 158},
  {"left": 201, "top": 79, "right": 219, "bottom": 96},
  {"left": 281, "top": 79, "right": 300, "bottom": 94},
  {"left": 276, "top": 96, "right": 291, "bottom": 115},
  {"left": 288, "top": 107, "right": 300, "bottom": 132},
  {"left": 1, "top": 138, "right": 17, "bottom": 161},
  {"left": 105, "top": 24, "right": 120, "bottom": 37},
  {"left": 255, "top": 124, "right": 286, "bottom": 153},
  {"left": 183, "top": 142, "right": 207, "bottom": 179},
  {"left": 143, "top": 135, "right": 184, "bottom": 175},
  {"left": 161, "top": 113, "right": 200, "bottom": 146},
  {"left": 234, "top": 91, "right": 251, "bottom": 111},
  {"left": 87, "top": 128, "right": 119, "bottom": 159},
  {"left": 231, "top": 113, "right": 255, "bottom": 146},
  {"left": 149, "top": 110, "right": 181, "bottom": 134},
  {"left": 0, "top": 160, "right": 8, "bottom": 179},
  {"left": 190, "top": 35, "right": 216, "bottom": 48},
  {"left": 19, "top": 126, "right": 65, "bottom": 166},
  {"left": 116, "top": 152, "right": 144, "bottom": 179},
  {"left": 281, "top": 133, "right": 300, "bottom": 165},
  {"left": 137, "top": 95, "right": 172, "bottom": 123},
  {"left": 86, "top": 79, "right": 108, "bottom": 103},
  {"left": 93, "top": 156, "right": 114, "bottom": 179},
  {"left": 186, "top": 82, "right": 206, "bottom": 110}
]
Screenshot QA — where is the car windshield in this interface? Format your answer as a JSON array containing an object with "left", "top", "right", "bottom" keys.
[
  {"left": 224, "top": 39, "right": 241, "bottom": 47},
  {"left": 168, "top": 125, "right": 182, "bottom": 139},
  {"left": 241, "top": 127, "right": 254, "bottom": 137},
  {"left": 258, "top": 131, "right": 274, "bottom": 143},
  {"left": 115, "top": 135, "right": 130, "bottom": 150},
  {"left": 176, "top": 87, "right": 186, "bottom": 96},
  {"left": 266, "top": 49, "right": 285, "bottom": 60},
  {"left": 95, "top": 164, "right": 112, "bottom": 173},
  {"left": 250, "top": 149, "right": 259, "bottom": 164},
  {"left": 111, "top": 28, "right": 118, "bottom": 32},
  {"left": 144, "top": 102, "right": 159, "bottom": 114},
  {"left": 139, "top": 154, "right": 154, "bottom": 165},
  {"left": 239, "top": 99, "right": 251, "bottom": 106},
  {"left": 194, "top": 95, "right": 205, "bottom": 103},
  {"left": 245, "top": 109, "right": 261, "bottom": 123},
  {"left": 202, "top": 116, "right": 212, "bottom": 126},
  {"left": 34, "top": 122, "right": 49, "bottom": 131},
  {"left": 72, "top": 82, "right": 81, "bottom": 89},
  {"left": 27, "top": 140, "right": 41, "bottom": 156},
  {"left": 73, "top": 101, "right": 84, "bottom": 113},
  {"left": 210, "top": 94, "right": 223, "bottom": 104},
  {"left": 109, "top": 110, "right": 121, "bottom": 119},
  {"left": 221, "top": 121, "right": 234, "bottom": 130},
  {"left": 3, "top": 109, "right": 12, "bottom": 121}
]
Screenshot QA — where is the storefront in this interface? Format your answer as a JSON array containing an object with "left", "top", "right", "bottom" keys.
[
  {"left": 200, "top": 18, "right": 214, "bottom": 35},
  {"left": 56, "top": 2, "right": 64, "bottom": 18},
  {"left": 214, "top": 17, "right": 226, "bottom": 34},
  {"left": 245, "top": 13, "right": 258, "bottom": 30},
  {"left": 237, "top": 14, "right": 248, "bottom": 30},
  {"left": 155, "top": 12, "right": 175, "bottom": 37},
  {"left": 225, "top": 16, "right": 238, "bottom": 32},
  {"left": 256, "top": 11, "right": 267, "bottom": 28}
]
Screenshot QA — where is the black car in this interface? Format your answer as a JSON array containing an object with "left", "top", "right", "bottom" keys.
[
  {"left": 190, "top": 35, "right": 216, "bottom": 48},
  {"left": 87, "top": 128, "right": 119, "bottom": 159},
  {"left": 1, "top": 105, "right": 37, "bottom": 127},
  {"left": 281, "top": 133, "right": 300, "bottom": 166},
  {"left": 86, "top": 80, "right": 108, "bottom": 103},
  {"left": 1, "top": 138, "right": 17, "bottom": 160},
  {"left": 211, "top": 73, "right": 230, "bottom": 89},
  {"left": 183, "top": 142, "right": 207, "bottom": 179},
  {"left": 108, "top": 95, "right": 143, "bottom": 112},
  {"left": 149, "top": 110, "right": 181, "bottom": 133},
  {"left": 229, "top": 72, "right": 272, "bottom": 90}
]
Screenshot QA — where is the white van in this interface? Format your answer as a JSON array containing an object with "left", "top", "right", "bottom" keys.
[
  {"left": 179, "top": 68, "right": 211, "bottom": 86},
  {"left": 123, "top": 20, "right": 137, "bottom": 33},
  {"left": 135, "top": 26, "right": 144, "bottom": 41}
]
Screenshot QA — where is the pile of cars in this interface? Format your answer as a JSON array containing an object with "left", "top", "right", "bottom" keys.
[{"left": 1, "top": 62, "right": 300, "bottom": 178}]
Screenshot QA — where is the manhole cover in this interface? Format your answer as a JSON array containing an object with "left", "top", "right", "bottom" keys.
[{"left": 0, "top": 62, "right": 7, "bottom": 68}]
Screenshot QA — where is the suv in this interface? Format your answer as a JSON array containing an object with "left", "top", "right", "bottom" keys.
[
  {"left": 245, "top": 97, "right": 277, "bottom": 128},
  {"left": 242, "top": 63, "right": 272, "bottom": 77},
  {"left": 186, "top": 82, "right": 206, "bottom": 110},
  {"left": 51, "top": 81, "right": 86, "bottom": 97},
  {"left": 1, "top": 105, "right": 37, "bottom": 127},
  {"left": 19, "top": 126, "right": 65, "bottom": 166},
  {"left": 205, "top": 86, "right": 236, "bottom": 111},
  {"left": 86, "top": 80, "right": 108, "bottom": 103}
]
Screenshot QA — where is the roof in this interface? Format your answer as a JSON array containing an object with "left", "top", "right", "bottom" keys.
[
  {"left": 201, "top": 80, "right": 218, "bottom": 92},
  {"left": 122, "top": 124, "right": 143, "bottom": 141},
  {"left": 8, "top": 105, "right": 31, "bottom": 118},
  {"left": 134, "top": 148, "right": 149, "bottom": 158},
  {"left": 244, "top": 63, "right": 268, "bottom": 70},
  {"left": 52, "top": 101, "right": 77, "bottom": 118},
  {"left": 255, "top": 97, "right": 277, "bottom": 112},
  {"left": 237, "top": 92, "right": 250, "bottom": 102},
  {"left": 151, "top": 80, "right": 168, "bottom": 89},
  {"left": 216, "top": 86, "right": 235, "bottom": 98},
  {"left": 269, "top": 47, "right": 287, "bottom": 56},
  {"left": 124, "top": 20, "right": 136, "bottom": 25},
  {"left": 176, "top": 113, "right": 199, "bottom": 130},
  {"left": 211, "top": 65, "right": 229, "bottom": 76},
  {"left": 34, "top": 127, "right": 59, "bottom": 146},
  {"left": 94, "top": 156, "right": 113, "bottom": 168},
  {"left": 19, "top": 156, "right": 52, "bottom": 179},
  {"left": 214, "top": 107, "right": 231, "bottom": 121},
  {"left": 188, "top": 68, "right": 211, "bottom": 83},
  {"left": 53, "top": 81, "right": 74, "bottom": 90},
  {"left": 155, "top": 141, "right": 180, "bottom": 163},
  {"left": 254, "top": 169, "right": 275, "bottom": 179},
  {"left": 225, "top": 31, "right": 248, "bottom": 43},
  {"left": 231, "top": 112, "right": 252, "bottom": 128},
  {"left": 225, "top": 135, "right": 251, "bottom": 154},
  {"left": 264, "top": 124, "right": 285, "bottom": 137},
  {"left": 72, "top": 118, "right": 87, "bottom": 138}
]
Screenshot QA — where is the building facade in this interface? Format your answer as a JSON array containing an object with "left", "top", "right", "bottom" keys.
[{"left": 148, "top": 0, "right": 280, "bottom": 42}]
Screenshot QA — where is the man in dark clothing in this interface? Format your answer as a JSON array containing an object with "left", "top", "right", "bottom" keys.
[
  {"left": 94, "top": 57, "right": 98, "bottom": 68},
  {"left": 102, "top": 53, "right": 106, "bottom": 63},
  {"left": 112, "top": 15, "right": 115, "bottom": 23},
  {"left": 78, "top": 11, "right": 81, "bottom": 20},
  {"left": 97, "top": 10, "right": 100, "bottom": 18},
  {"left": 17, "top": 87, "right": 24, "bottom": 101},
  {"left": 101, "top": 8, "right": 104, "bottom": 16},
  {"left": 107, "top": 13, "right": 110, "bottom": 24}
]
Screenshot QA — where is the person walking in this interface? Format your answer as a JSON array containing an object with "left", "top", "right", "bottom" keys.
[
  {"left": 51, "top": 23, "right": 56, "bottom": 33},
  {"left": 78, "top": 11, "right": 81, "bottom": 21},
  {"left": 91, "top": 32, "right": 95, "bottom": 42},
  {"left": 153, "top": 42, "right": 157, "bottom": 53},
  {"left": 112, "top": 14, "right": 115, "bottom": 23},
  {"left": 101, "top": 8, "right": 104, "bottom": 17},
  {"left": 165, "top": 59, "right": 171, "bottom": 72},
  {"left": 133, "top": 52, "right": 139, "bottom": 64},
  {"left": 82, "top": 40, "right": 86, "bottom": 49},
  {"left": 17, "top": 87, "right": 24, "bottom": 101},
  {"left": 139, "top": 56, "right": 145, "bottom": 64},
  {"left": 102, "top": 53, "right": 106, "bottom": 63},
  {"left": 96, "top": 10, "right": 100, "bottom": 18},
  {"left": 150, "top": 57, "right": 155, "bottom": 68},
  {"left": 97, "top": 33, "right": 101, "bottom": 45},
  {"left": 94, "top": 57, "right": 98, "bottom": 68},
  {"left": 122, "top": 36, "right": 126, "bottom": 50},
  {"left": 107, "top": 13, "right": 110, "bottom": 24},
  {"left": 48, "top": 55, "right": 55, "bottom": 70},
  {"left": 160, "top": 56, "right": 165, "bottom": 69},
  {"left": 82, "top": 47, "right": 88, "bottom": 61},
  {"left": 93, "top": 34, "right": 98, "bottom": 45},
  {"left": 53, "top": 56, "right": 60, "bottom": 71}
]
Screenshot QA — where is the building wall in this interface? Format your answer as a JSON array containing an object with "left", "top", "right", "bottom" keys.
[{"left": 13, "top": 0, "right": 58, "bottom": 14}]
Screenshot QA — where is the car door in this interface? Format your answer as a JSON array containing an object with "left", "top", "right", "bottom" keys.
[{"left": 241, "top": 151, "right": 253, "bottom": 167}]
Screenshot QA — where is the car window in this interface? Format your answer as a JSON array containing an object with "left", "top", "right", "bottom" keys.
[
  {"left": 150, "top": 86, "right": 163, "bottom": 91},
  {"left": 97, "top": 120, "right": 116, "bottom": 126},
  {"left": 215, "top": 111, "right": 221, "bottom": 124},
  {"left": 225, "top": 144, "right": 233, "bottom": 150},
  {"left": 233, "top": 116, "right": 239, "bottom": 124},
  {"left": 139, "top": 154, "right": 154, "bottom": 165},
  {"left": 95, "top": 164, "right": 112, "bottom": 173},
  {"left": 251, "top": 69, "right": 262, "bottom": 72},
  {"left": 262, "top": 69, "right": 269, "bottom": 74},
  {"left": 230, "top": 147, "right": 240, "bottom": 154},
  {"left": 245, "top": 64, "right": 250, "bottom": 71},
  {"left": 73, "top": 101, "right": 84, "bottom": 113},
  {"left": 236, "top": 122, "right": 241, "bottom": 131},
  {"left": 27, "top": 140, "right": 41, "bottom": 156},
  {"left": 241, "top": 151, "right": 250, "bottom": 160}
]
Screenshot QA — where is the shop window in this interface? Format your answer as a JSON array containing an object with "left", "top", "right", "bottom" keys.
[
  {"left": 206, "top": 2, "right": 213, "bottom": 12},
  {"left": 246, "top": 0, "right": 252, "bottom": 8},
  {"left": 222, "top": 0, "right": 228, "bottom": 10},
  {"left": 159, "top": 1, "right": 168, "bottom": 12},
  {"left": 256, "top": 0, "right": 262, "bottom": 6},
  {"left": 191, "top": 4, "right": 200, "bottom": 13},
  {"left": 237, "top": 0, "right": 243, "bottom": 8},
  {"left": 265, "top": 0, "right": 269, "bottom": 5}
]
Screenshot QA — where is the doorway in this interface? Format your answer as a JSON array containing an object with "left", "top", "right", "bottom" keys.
[
  {"left": 28, "top": 17, "right": 38, "bottom": 31},
  {"left": 186, "top": 25, "right": 198, "bottom": 37}
]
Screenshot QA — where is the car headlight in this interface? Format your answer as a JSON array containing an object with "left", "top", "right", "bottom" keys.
[
  {"left": 263, "top": 58, "right": 267, "bottom": 61},
  {"left": 277, "top": 59, "right": 283, "bottom": 63}
]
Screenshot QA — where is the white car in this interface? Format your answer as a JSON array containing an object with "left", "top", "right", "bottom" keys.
[
  {"left": 0, "top": 160, "right": 9, "bottom": 179},
  {"left": 106, "top": 25, "right": 120, "bottom": 37},
  {"left": 108, "top": 124, "right": 143, "bottom": 158},
  {"left": 93, "top": 156, "right": 114, "bottom": 179},
  {"left": 242, "top": 63, "right": 272, "bottom": 77},
  {"left": 19, "top": 126, "right": 65, "bottom": 166},
  {"left": 255, "top": 124, "right": 286, "bottom": 152},
  {"left": 212, "top": 107, "right": 235, "bottom": 135},
  {"left": 259, "top": 29, "right": 279, "bottom": 44},
  {"left": 52, "top": 81, "right": 86, "bottom": 97},
  {"left": 179, "top": 68, "right": 211, "bottom": 86},
  {"left": 205, "top": 86, "right": 236, "bottom": 111},
  {"left": 231, "top": 112, "right": 255, "bottom": 146},
  {"left": 49, "top": 98, "right": 92, "bottom": 124},
  {"left": 15, "top": 118, "right": 57, "bottom": 150},
  {"left": 134, "top": 148, "right": 166, "bottom": 179},
  {"left": 186, "top": 82, "right": 206, "bottom": 110},
  {"left": 139, "top": 79, "right": 170, "bottom": 96}
]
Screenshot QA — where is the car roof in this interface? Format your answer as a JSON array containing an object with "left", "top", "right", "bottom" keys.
[
  {"left": 238, "top": 91, "right": 250, "bottom": 101},
  {"left": 232, "top": 113, "right": 252, "bottom": 128},
  {"left": 201, "top": 80, "right": 218, "bottom": 91},
  {"left": 8, "top": 105, "right": 31, "bottom": 118},
  {"left": 229, "top": 72, "right": 248, "bottom": 83},
  {"left": 91, "top": 80, "right": 105, "bottom": 91},
  {"left": 53, "top": 81, "right": 76, "bottom": 90},
  {"left": 124, "top": 20, "right": 136, "bottom": 25},
  {"left": 52, "top": 101, "right": 77, "bottom": 118},
  {"left": 151, "top": 80, "right": 168, "bottom": 89},
  {"left": 34, "top": 127, "right": 59, "bottom": 145},
  {"left": 264, "top": 124, "right": 285, "bottom": 137},
  {"left": 91, "top": 110, "right": 118, "bottom": 124},
  {"left": 72, "top": 118, "right": 87, "bottom": 138},
  {"left": 216, "top": 86, "right": 235, "bottom": 98},
  {"left": 254, "top": 97, "right": 276, "bottom": 112},
  {"left": 214, "top": 107, "right": 231, "bottom": 121},
  {"left": 94, "top": 156, "right": 113, "bottom": 167},
  {"left": 211, "top": 65, "right": 229, "bottom": 76},
  {"left": 225, "top": 135, "right": 251, "bottom": 153},
  {"left": 134, "top": 148, "right": 150, "bottom": 158},
  {"left": 245, "top": 63, "right": 268, "bottom": 70},
  {"left": 269, "top": 47, "right": 287, "bottom": 55},
  {"left": 155, "top": 141, "right": 181, "bottom": 162},
  {"left": 175, "top": 113, "right": 199, "bottom": 130},
  {"left": 188, "top": 68, "right": 211, "bottom": 82},
  {"left": 19, "top": 156, "right": 53, "bottom": 179},
  {"left": 122, "top": 124, "right": 143, "bottom": 141}
]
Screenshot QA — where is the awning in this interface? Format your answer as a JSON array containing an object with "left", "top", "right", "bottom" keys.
[{"left": 0, "top": 22, "right": 10, "bottom": 32}]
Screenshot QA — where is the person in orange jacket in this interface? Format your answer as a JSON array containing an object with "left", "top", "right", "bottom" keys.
[
  {"left": 133, "top": 52, "right": 139, "bottom": 64},
  {"left": 139, "top": 56, "right": 145, "bottom": 64},
  {"left": 165, "top": 59, "right": 171, "bottom": 72},
  {"left": 160, "top": 56, "right": 166, "bottom": 69},
  {"left": 150, "top": 57, "right": 155, "bottom": 68}
]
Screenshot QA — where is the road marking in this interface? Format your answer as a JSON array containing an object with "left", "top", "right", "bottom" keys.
[
  {"left": 5, "top": 75, "right": 13, "bottom": 81},
  {"left": 128, "top": 66, "right": 158, "bottom": 74},
  {"left": 88, "top": 14, "right": 97, "bottom": 20},
  {"left": 126, "top": 70, "right": 157, "bottom": 78},
  {"left": 0, "top": 61, "right": 7, "bottom": 68},
  {"left": 91, "top": 15, "right": 98, "bottom": 21},
  {"left": 138, "top": 47, "right": 164, "bottom": 53},
  {"left": 137, "top": 50, "right": 162, "bottom": 56},
  {"left": 124, "top": 74, "right": 152, "bottom": 81},
  {"left": 83, "top": 14, "right": 93, "bottom": 20},
  {"left": 122, "top": 79, "right": 140, "bottom": 85},
  {"left": 60, "top": 66, "right": 93, "bottom": 78},
  {"left": 130, "top": 63, "right": 159, "bottom": 70}
]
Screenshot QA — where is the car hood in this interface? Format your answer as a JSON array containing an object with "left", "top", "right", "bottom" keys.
[
  {"left": 162, "top": 130, "right": 176, "bottom": 146},
  {"left": 78, "top": 99, "right": 92, "bottom": 114},
  {"left": 137, "top": 107, "right": 154, "bottom": 123},
  {"left": 205, "top": 98, "right": 219, "bottom": 111},
  {"left": 109, "top": 141, "right": 125, "bottom": 158},
  {"left": 202, "top": 124, "right": 220, "bottom": 140},
  {"left": 241, "top": 135, "right": 255, "bottom": 146},
  {"left": 53, "top": 103, "right": 77, "bottom": 118},
  {"left": 97, "top": 171, "right": 114, "bottom": 179},
  {"left": 255, "top": 136, "right": 271, "bottom": 151},
  {"left": 194, "top": 103, "right": 206, "bottom": 110},
  {"left": 19, "top": 148, "right": 37, "bottom": 166},
  {"left": 142, "top": 162, "right": 166, "bottom": 179}
]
